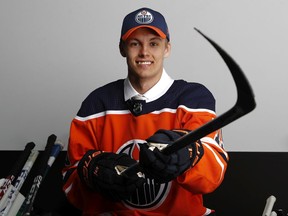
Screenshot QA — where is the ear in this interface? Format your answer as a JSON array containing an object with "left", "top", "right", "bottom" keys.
[
  {"left": 119, "top": 41, "right": 126, "bottom": 57},
  {"left": 164, "top": 41, "right": 171, "bottom": 58}
]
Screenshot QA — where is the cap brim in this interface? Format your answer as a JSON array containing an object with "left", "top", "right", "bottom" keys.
[{"left": 121, "top": 25, "right": 167, "bottom": 41}]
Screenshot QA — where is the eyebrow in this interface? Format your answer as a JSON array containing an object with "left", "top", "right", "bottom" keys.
[
  {"left": 150, "top": 37, "right": 162, "bottom": 41},
  {"left": 128, "top": 36, "right": 162, "bottom": 42}
]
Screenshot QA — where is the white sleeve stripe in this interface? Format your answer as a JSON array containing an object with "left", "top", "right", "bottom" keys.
[
  {"left": 64, "top": 183, "right": 73, "bottom": 195},
  {"left": 204, "top": 208, "right": 212, "bottom": 215},
  {"left": 62, "top": 170, "right": 67, "bottom": 178},
  {"left": 178, "top": 105, "right": 216, "bottom": 115},
  {"left": 75, "top": 110, "right": 130, "bottom": 121},
  {"left": 63, "top": 161, "right": 80, "bottom": 196},
  {"left": 203, "top": 143, "right": 225, "bottom": 184},
  {"left": 201, "top": 137, "right": 228, "bottom": 159}
]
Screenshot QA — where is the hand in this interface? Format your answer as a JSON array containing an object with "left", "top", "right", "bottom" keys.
[
  {"left": 78, "top": 150, "right": 145, "bottom": 201},
  {"left": 139, "top": 129, "right": 204, "bottom": 183}
]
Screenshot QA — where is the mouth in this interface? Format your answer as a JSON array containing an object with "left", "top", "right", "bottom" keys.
[{"left": 136, "top": 61, "right": 153, "bottom": 65}]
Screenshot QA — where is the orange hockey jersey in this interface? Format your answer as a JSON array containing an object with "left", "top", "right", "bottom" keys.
[{"left": 62, "top": 73, "right": 228, "bottom": 216}]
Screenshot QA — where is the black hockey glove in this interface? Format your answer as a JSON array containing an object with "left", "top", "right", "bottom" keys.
[
  {"left": 77, "top": 150, "right": 145, "bottom": 201},
  {"left": 139, "top": 129, "right": 204, "bottom": 183}
]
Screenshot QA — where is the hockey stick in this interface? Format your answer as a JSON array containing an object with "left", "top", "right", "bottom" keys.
[
  {"left": 8, "top": 140, "right": 63, "bottom": 216},
  {"left": 121, "top": 28, "right": 256, "bottom": 176},
  {"left": 0, "top": 150, "right": 39, "bottom": 216},
  {"left": 43, "top": 140, "right": 65, "bottom": 179},
  {"left": 0, "top": 142, "right": 35, "bottom": 200},
  {"left": 16, "top": 134, "right": 56, "bottom": 216},
  {"left": 262, "top": 195, "right": 276, "bottom": 216}
]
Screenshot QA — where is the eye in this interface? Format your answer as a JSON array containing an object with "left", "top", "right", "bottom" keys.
[
  {"left": 129, "top": 41, "right": 139, "bottom": 47},
  {"left": 150, "top": 42, "right": 158, "bottom": 47}
]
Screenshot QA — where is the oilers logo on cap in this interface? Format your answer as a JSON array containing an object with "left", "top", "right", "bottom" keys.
[
  {"left": 135, "top": 10, "right": 154, "bottom": 24},
  {"left": 121, "top": 7, "right": 170, "bottom": 41}
]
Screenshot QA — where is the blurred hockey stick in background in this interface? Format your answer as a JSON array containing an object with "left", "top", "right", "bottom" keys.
[
  {"left": 16, "top": 134, "right": 56, "bottom": 216},
  {"left": 0, "top": 150, "right": 39, "bottom": 216},
  {"left": 16, "top": 135, "right": 65, "bottom": 216},
  {"left": 262, "top": 195, "right": 276, "bottom": 216},
  {"left": 0, "top": 142, "right": 35, "bottom": 200}
]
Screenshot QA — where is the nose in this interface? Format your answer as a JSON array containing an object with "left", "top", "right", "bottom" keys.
[{"left": 139, "top": 44, "right": 149, "bottom": 57}]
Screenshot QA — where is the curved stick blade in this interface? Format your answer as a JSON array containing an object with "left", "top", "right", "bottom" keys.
[
  {"left": 162, "top": 28, "right": 256, "bottom": 155},
  {"left": 194, "top": 28, "right": 256, "bottom": 113}
]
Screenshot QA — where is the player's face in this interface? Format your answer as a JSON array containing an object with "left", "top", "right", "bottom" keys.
[{"left": 122, "top": 28, "right": 171, "bottom": 87}]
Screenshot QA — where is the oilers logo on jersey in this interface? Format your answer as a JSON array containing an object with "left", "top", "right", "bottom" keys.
[{"left": 117, "top": 139, "right": 172, "bottom": 210}]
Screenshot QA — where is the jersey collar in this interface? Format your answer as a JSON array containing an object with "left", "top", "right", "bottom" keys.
[{"left": 124, "top": 69, "right": 174, "bottom": 103}]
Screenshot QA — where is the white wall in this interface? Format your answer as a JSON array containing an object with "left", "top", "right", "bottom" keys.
[{"left": 0, "top": 0, "right": 287, "bottom": 151}]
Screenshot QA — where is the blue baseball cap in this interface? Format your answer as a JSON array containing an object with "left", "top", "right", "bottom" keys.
[{"left": 121, "top": 7, "right": 170, "bottom": 41}]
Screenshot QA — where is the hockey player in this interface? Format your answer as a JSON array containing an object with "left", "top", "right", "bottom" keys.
[{"left": 62, "top": 7, "right": 228, "bottom": 216}]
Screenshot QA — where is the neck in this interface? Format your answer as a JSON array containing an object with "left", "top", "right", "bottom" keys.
[
  {"left": 129, "top": 79, "right": 155, "bottom": 94},
  {"left": 128, "top": 70, "right": 163, "bottom": 94},
  {"left": 129, "top": 75, "right": 162, "bottom": 94}
]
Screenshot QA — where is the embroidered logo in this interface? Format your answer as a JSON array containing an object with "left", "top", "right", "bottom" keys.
[
  {"left": 135, "top": 10, "right": 154, "bottom": 24},
  {"left": 117, "top": 140, "right": 171, "bottom": 210}
]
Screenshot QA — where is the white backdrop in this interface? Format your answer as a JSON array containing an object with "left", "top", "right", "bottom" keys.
[{"left": 0, "top": 0, "right": 287, "bottom": 151}]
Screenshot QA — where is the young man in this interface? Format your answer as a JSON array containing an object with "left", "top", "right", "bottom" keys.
[{"left": 62, "top": 7, "right": 228, "bottom": 216}]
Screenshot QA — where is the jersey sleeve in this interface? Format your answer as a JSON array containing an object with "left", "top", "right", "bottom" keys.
[
  {"left": 174, "top": 84, "right": 229, "bottom": 194},
  {"left": 62, "top": 105, "right": 101, "bottom": 210}
]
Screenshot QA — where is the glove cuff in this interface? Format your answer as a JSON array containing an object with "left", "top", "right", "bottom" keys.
[
  {"left": 189, "top": 140, "right": 204, "bottom": 167},
  {"left": 77, "top": 150, "right": 102, "bottom": 189}
]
